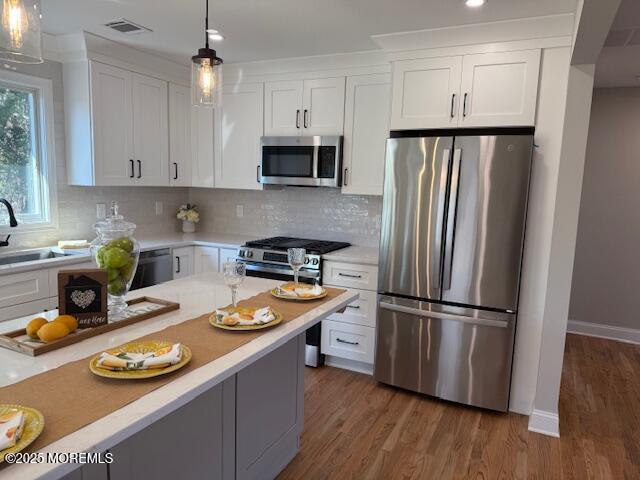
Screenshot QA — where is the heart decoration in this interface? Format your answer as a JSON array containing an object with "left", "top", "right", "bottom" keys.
[{"left": 71, "top": 289, "right": 96, "bottom": 309}]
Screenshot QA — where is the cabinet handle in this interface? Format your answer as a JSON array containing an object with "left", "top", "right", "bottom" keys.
[
  {"left": 346, "top": 305, "right": 361, "bottom": 310},
  {"left": 344, "top": 168, "right": 349, "bottom": 186},
  {"left": 336, "top": 338, "right": 359, "bottom": 346},
  {"left": 256, "top": 165, "right": 261, "bottom": 183},
  {"left": 173, "top": 162, "right": 178, "bottom": 180},
  {"left": 338, "top": 272, "right": 362, "bottom": 279},
  {"left": 137, "top": 160, "right": 142, "bottom": 179},
  {"left": 296, "top": 109, "right": 300, "bottom": 129},
  {"left": 463, "top": 93, "right": 468, "bottom": 117},
  {"left": 175, "top": 256, "right": 181, "bottom": 274},
  {"left": 129, "top": 159, "right": 135, "bottom": 178},
  {"left": 303, "top": 109, "right": 308, "bottom": 128},
  {"left": 450, "top": 93, "right": 456, "bottom": 119}
]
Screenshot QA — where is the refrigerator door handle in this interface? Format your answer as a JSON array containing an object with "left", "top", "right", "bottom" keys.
[
  {"left": 443, "top": 148, "right": 462, "bottom": 290},
  {"left": 378, "top": 301, "right": 509, "bottom": 329},
  {"left": 432, "top": 149, "right": 451, "bottom": 288}
]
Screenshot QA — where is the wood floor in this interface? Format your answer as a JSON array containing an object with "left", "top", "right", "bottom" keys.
[{"left": 278, "top": 334, "right": 640, "bottom": 479}]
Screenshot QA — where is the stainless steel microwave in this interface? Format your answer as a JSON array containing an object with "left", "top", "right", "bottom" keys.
[{"left": 259, "top": 136, "right": 343, "bottom": 187}]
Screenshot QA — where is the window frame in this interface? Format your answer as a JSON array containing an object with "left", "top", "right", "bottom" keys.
[{"left": 0, "top": 69, "right": 58, "bottom": 234}]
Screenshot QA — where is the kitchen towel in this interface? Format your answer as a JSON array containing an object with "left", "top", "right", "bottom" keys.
[{"left": 0, "top": 287, "right": 345, "bottom": 457}]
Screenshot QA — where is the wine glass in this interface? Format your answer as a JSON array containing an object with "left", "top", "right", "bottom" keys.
[
  {"left": 223, "top": 261, "right": 246, "bottom": 308},
  {"left": 287, "top": 248, "right": 306, "bottom": 286}
]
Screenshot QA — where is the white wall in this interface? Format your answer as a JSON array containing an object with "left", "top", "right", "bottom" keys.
[
  {"left": 0, "top": 61, "right": 188, "bottom": 248},
  {"left": 509, "top": 46, "right": 572, "bottom": 415},
  {"left": 570, "top": 87, "right": 640, "bottom": 332}
]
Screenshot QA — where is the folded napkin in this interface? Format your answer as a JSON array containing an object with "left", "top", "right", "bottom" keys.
[
  {"left": 96, "top": 343, "right": 183, "bottom": 371},
  {"left": 277, "top": 284, "right": 324, "bottom": 298},
  {"left": 0, "top": 410, "right": 25, "bottom": 452},
  {"left": 215, "top": 307, "right": 276, "bottom": 326}
]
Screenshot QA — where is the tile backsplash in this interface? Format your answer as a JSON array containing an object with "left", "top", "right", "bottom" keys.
[{"left": 189, "top": 187, "right": 383, "bottom": 247}]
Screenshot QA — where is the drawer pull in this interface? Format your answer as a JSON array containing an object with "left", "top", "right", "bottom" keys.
[
  {"left": 336, "top": 338, "right": 359, "bottom": 346},
  {"left": 346, "top": 305, "right": 361, "bottom": 310},
  {"left": 338, "top": 272, "right": 362, "bottom": 279}
]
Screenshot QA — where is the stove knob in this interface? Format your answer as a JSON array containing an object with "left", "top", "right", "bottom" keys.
[
  {"left": 304, "top": 257, "right": 310, "bottom": 264},
  {"left": 239, "top": 251, "right": 245, "bottom": 257},
  {"left": 312, "top": 258, "right": 319, "bottom": 266},
  {"left": 245, "top": 251, "right": 253, "bottom": 258}
]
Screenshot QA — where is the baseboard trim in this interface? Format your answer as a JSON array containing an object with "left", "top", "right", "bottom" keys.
[
  {"left": 567, "top": 319, "right": 640, "bottom": 345},
  {"left": 528, "top": 409, "right": 560, "bottom": 437},
  {"left": 324, "top": 355, "right": 374, "bottom": 375}
]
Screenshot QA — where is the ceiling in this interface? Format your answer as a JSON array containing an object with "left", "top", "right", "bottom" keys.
[
  {"left": 597, "top": 0, "right": 640, "bottom": 87},
  {"left": 41, "top": 0, "right": 578, "bottom": 66}
]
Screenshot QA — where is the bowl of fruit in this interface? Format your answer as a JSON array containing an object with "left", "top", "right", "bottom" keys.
[{"left": 91, "top": 202, "right": 140, "bottom": 318}]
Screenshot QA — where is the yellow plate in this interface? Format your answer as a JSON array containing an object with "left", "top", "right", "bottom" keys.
[
  {"left": 270, "top": 283, "right": 327, "bottom": 301},
  {"left": 0, "top": 404, "right": 45, "bottom": 464},
  {"left": 209, "top": 307, "right": 283, "bottom": 331},
  {"left": 89, "top": 341, "right": 192, "bottom": 380}
]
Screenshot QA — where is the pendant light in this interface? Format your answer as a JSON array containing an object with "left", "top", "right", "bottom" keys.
[
  {"left": 191, "top": 0, "right": 222, "bottom": 107},
  {"left": 0, "top": 0, "right": 43, "bottom": 64}
]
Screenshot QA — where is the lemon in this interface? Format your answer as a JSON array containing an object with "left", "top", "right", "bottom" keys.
[
  {"left": 54, "top": 314, "right": 78, "bottom": 332},
  {"left": 26, "top": 317, "right": 48, "bottom": 339},
  {"left": 37, "top": 321, "right": 70, "bottom": 342}
]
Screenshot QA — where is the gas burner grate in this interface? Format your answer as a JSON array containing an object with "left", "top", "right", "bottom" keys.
[{"left": 245, "top": 236, "right": 350, "bottom": 255}]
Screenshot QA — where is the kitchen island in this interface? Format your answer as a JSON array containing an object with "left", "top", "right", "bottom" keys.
[{"left": 0, "top": 273, "right": 357, "bottom": 480}]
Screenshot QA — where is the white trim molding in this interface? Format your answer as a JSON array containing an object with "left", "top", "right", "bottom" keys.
[
  {"left": 528, "top": 409, "right": 560, "bottom": 437},
  {"left": 567, "top": 319, "right": 640, "bottom": 345}
]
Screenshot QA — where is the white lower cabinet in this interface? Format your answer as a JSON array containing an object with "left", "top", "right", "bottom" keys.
[
  {"left": 321, "top": 319, "right": 375, "bottom": 365},
  {"left": 0, "top": 270, "right": 50, "bottom": 309},
  {"left": 219, "top": 248, "right": 239, "bottom": 266},
  {"left": 194, "top": 246, "right": 220, "bottom": 274},
  {"left": 322, "top": 260, "right": 379, "bottom": 374},
  {"left": 173, "top": 247, "right": 195, "bottom": 280},
  {"left": 0, "top": 297, "right": 57, "bottom": 323}
]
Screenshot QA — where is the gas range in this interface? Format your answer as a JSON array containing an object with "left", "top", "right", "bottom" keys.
[{"left": 238, "top": 236, "right": 350, "bottom": 281}]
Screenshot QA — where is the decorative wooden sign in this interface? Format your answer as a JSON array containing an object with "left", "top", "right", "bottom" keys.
[{"left": 58, "top": 269, "right": 108, "bottom": 328}]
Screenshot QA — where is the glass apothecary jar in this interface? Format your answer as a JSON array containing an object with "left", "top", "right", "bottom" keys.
[{"left": 91, "top": 201, "right": 140, "bottom": 318}]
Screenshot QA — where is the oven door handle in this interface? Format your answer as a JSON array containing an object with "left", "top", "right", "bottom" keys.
[{"left": 242, "top": 263, "right": 320, "bottom": 279}]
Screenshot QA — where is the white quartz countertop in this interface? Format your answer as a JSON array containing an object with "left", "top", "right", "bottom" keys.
[
  {"left": 322, "top": 245, "right": 379, "bottom": 266},
  {"left": 0, "top": 232, "right": 377, "bottom": 276},
  {"left": 0, "top": 273, "right": 357, "bottom": 479}
]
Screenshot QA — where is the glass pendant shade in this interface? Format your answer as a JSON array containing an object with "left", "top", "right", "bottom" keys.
[
  {"left": 191, "top": 48, "right": 222, "bottom": 107},
  {"left": 0, "top": 0, "right": 43, "bottom": 64}
]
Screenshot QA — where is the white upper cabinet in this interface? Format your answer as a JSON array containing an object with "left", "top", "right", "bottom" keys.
[
  {"left": 302, "top": 77, "right": 345, "bottom": 135},
  {"left": 391, "top": 57, "right": 462, "bottom": 130},
  {"left": 132, "top": 73, "right": 169, "bottom": 186},
  {"left": 342, "top": 73, "right": 391, "bottom": 196},
  {"left": 71, "top": 61, "right": 171, "bottom": 186},
  {"left": 390, "top": 50, "right": 540, "bottom": 129},
  {"left": 264, "top": 77, "right": 345, "bottom": 136},
  {"left": 168, "top": 83, "right": 192, "bottom": 187},
  {"left": 264, "top": 80, "right": 303, "bottom": 136},
  {"left": 215, "top": 83, "right": 264, "bottom": 190},
  {"left": 458, "top": 50, "right": 541, "bottom": 127},
  {"left": 90, "top": 62, "right": 134, "bottom": 186},
  {"left": 191, "top": 106, "right": 215, "bottom": 188}
]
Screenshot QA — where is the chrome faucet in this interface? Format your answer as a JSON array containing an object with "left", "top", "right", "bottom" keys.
[{"left": 0, "top": 198, "right": 18, "bottom": 247}]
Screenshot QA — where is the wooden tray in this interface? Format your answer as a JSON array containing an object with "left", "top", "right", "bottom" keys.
[{"left": 0, "top": 297, "right": 179, "bottom": 357}]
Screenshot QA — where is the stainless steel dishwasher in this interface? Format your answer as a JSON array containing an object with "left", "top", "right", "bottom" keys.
[{"left": 130, "top": 248, "right": 173, "bottom": 290}]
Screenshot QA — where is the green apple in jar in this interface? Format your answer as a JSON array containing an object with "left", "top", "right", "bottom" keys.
[
  {"left": 108, "top": 277, "right": 127, "bottom": 296},
  {"left": 108, "top": 237, "right": 134, "bottom": 253},
  {"left": 119, "top": 258, "right": 136, "bottom": 282},
  {"left": 103, "top": 246, "right": 130, "bottom": 269}
]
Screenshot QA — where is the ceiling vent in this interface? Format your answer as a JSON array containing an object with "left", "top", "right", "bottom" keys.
[{"left": 104, "top": 19, "right": 152, "bottom": 35}]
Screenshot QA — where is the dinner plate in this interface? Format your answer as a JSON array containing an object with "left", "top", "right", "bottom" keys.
[
  {"left": 209, "top": 307, "right": 283, "bottom": 331},
  {"left": 270, "top": 283, "right": 327, "bottom": 301},
  {"left": 89, "top": 340, "right": 192, "bottom": 379},
  {"left": 0, "top": 404, "right": 45, "bottom": 463}
]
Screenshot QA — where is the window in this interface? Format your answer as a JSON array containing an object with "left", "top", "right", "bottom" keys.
[{"left": 0, "top": 70, "right": 56, "bottom": 230}]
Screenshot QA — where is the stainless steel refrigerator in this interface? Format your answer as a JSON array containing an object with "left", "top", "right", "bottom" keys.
[{"left": 375, "top": 127, "right": 533, "bottom": 412}]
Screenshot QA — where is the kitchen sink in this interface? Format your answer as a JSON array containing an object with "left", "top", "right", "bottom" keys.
[{"left": 0, "top": 248, "right": 78, "bottom": 266}]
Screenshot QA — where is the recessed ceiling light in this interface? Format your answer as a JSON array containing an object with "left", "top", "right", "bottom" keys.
[
  {"left": 208, "top": 33, "right": 224, "bottom": 41},
  {"left": 465, "top": 0, "right": 485, "bottom": 7}
]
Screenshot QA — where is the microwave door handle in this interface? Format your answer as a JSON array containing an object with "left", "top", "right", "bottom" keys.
[
  {"left": 312, "top": 145, "right": 319, "bottom": 178},
  {"left": 443, "top": 149, "right": 462, "bottom": 290}
]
